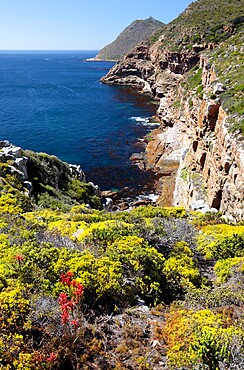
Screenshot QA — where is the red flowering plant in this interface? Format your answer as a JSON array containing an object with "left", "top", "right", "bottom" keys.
[
  {"left": 58, "top": 271, "right": 84, "bottom": 333},
  {"left": 15, "top": 254, "right": 24, "bottom": 264},
  {"left": 47, "top": 352, "right": 57, "bottom": 363},
  {"left": 45, "top": 351, "right": 58, "bottom": 369},
  {"left": 14, "top": 254, "right": 24, "bottom": 272}
]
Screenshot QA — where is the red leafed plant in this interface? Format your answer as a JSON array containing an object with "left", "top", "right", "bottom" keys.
[{"left": 58, "top": 271, "right": 84, "bottom": 331}]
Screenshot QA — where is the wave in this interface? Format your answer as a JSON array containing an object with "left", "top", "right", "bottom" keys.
[
  {"left": 129, "top": 116, "right": 160, "bottom": 127},
  {"left": 57, "top": 85, "right": 74, "bottom": 93},
  {"left": 130, "top": 116, "right": 149, "bottom": 123}
]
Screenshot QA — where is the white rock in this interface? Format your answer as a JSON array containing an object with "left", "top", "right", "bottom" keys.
[{"left": 213, "top": 83, "right": 226, "bottom": 94}]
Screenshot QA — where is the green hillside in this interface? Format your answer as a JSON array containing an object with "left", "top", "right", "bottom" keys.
[
  {"left": 95, "top": 17, "right": 164, "bottom": 60},
  {"left": 150, "top": 0, "right": 244, "bottom": 48}
]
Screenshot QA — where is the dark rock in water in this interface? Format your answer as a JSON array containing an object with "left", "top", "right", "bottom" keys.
[
  {"left": 130, "top": 152, "right": 145, "bottom": 162},
  {"left": 131, "top": 199, "right": 151, "bottom": 207},
  {"left": 116, "top": 201, "right": 130, "bottom": 211},
  {"left": 130, "top": 152, "right": 147, "bottom": 170},
  {"left": 101, "top": 190, "right": 120, "bottom": 201}
]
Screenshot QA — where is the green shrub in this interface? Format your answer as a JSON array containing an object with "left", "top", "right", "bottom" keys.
[
  {"left": 130, "top": 206, "right": 187, "bottom": 219},
  {"left": 107, "top": 236, "right": 165, "bottom": 304},
  {"left": 197, "top": 224, "right": 244, "bottom": 259},
  {"left": 163, "top": 242, "right": 200, "bottom": 292},
  {"left": 211, "top": 233, "right": 244, "bottom": 259},
  {"left": 187, "top": 67, "right": 203, "bottom": 90},
  {"left": 214, "top": 257, "right": 244, "bottom": 284}
]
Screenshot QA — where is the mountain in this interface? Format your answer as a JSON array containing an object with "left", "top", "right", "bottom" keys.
[
  {"left": 101, "top": 0, "right": 244, "bottom": 221},
  {"left": 94, "top": 17, "right": 164, "bottom": 60}
]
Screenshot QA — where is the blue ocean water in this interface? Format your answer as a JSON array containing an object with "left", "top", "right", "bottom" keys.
[{"left": 0, "top": 51, "right": 157, "bottom": 191}]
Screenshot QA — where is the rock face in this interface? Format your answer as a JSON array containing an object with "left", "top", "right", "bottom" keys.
[
  {"left": 23, "top": 149, "right": 87, "bottom": 192},
  {"left": 101, "top": 0, "right": 244, "bottom": 221},
  {"left": 0, "top": 141, "right": 102, "bottom": 209},
  {"left": 172, "top": 60, "right": 244, "bottom": 221},
  {"left": 0, "top": 141, "right": 29, "bottom": 184},
  {"left": 95, "top": 17, "right": 164, "bottom": 61}
]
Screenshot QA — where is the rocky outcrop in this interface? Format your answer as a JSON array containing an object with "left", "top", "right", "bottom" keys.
[
  {"left": 101, "top": 0, "right": 244, "bottom": 221},
  {"left": 138, "top": 54, "right": 244, "bottom": 220},
  {"left": 0, "top": 141, "right": 102, "bottom": 209},
  {"left": 101, "top": 44, "right": 198, "bottom": 95},
  {"left": 140, "top": 54, "right": 243, "bottom": 220},
  {"left": 0, "top": 140, "right": 30, "bottom": 192},
  {"left": 173, "top": 58, "right": 244, "bottom": 220}
]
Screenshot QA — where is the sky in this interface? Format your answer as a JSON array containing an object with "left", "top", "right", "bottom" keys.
[{"left": 0, "top": 0, "right": 193, "bottom": 50}]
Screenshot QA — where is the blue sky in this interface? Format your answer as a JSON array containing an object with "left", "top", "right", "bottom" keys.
[{"left": 0, "top": 0, "right": 193, "bottom": 50}]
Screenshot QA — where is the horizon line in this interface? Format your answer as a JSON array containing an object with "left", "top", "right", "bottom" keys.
[{"left": 0, "top": 49, "right": 99, "bottom": 52}]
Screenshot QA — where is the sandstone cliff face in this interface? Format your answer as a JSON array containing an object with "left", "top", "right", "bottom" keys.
[
  {"left": 101, "top": 3, "right": 244, "bottom": 220},
  {"left": 173, "top": 57, "right": 244, "bottom": 221}
]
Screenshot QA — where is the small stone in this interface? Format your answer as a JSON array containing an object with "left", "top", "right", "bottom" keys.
[
  {"left": 102, "top": 197, "right": 113, "bottom": 211},
  {"left": 213, "top": 83, "right": 226, "bottom": 94},
  {"left": 131, "top": 199, "right": 151, "bottom": 207},
  {"left": 23, "top": 181, "right": 33, "bottom": 191}
]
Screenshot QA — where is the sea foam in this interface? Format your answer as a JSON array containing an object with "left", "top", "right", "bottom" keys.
[{"left": 130, "top": 116, "right": 160, "bottom": 127}]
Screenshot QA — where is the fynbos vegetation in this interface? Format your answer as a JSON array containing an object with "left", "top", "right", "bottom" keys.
[{"left": 0, "top": 144, "right": 243, "bottom": 369}]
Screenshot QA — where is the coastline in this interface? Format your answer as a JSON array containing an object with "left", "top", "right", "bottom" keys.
[
  {"left": 86, "top": 113, "right": 162, "bottom": 211},
  {"left": 86, "top": 57, "right": 118, "bottom": 62}
]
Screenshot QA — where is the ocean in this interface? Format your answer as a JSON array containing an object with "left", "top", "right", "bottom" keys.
[{"left": 0, "top": 51, "right": 157, "bottom": 191}]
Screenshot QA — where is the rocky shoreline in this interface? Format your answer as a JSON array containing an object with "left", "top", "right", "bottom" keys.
[
  {"left": 100, "top": 26, "right": 244, "bottom": 221},
  {"left": 0, "top": 140, "right": 161, "bottom": 212}
]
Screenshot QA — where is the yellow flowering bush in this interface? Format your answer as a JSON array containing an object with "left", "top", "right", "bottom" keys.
[
  {"left": 163, "top": 242, "right": 200, "bottom": 290},
  {"left": 0, "top": 283, "right": 30, "bottom": 329},
  {"left": 197, "top": 224, "right": 244, "bottom": 259},
  {"left": 214, "top": 257, "right": 244, "bottom": 284},
  {"left": 0, "top": 193, "right": 22, "bottom": 214},
  {"left": 161, "top": 306, "right": 243, "bottom": 369}
]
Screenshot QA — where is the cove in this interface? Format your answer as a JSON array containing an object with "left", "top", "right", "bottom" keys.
[{"left": 0, "top": 51, "right": 157, "bottom": 192}]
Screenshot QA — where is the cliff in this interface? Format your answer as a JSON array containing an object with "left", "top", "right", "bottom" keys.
[
  {"left": 0, "top": 3, "right": 244, "bottom": 366},
  {"left": 101, "top": 0, "right": 244, "bottom": 221},
  {"left": 95, "top": 17, "right": 164, "bottom": 61},
  {"left": 0, "top": 140, "right": 102, "bottom": 211}
]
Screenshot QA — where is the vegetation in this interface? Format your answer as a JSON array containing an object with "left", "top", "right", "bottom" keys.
[
  {"left": 179, "top": 21, "right": 244, "bottom": 135},
  {"left": 96, "top": 17, "right": 164, "bottom": 60},
  {"left": 1, "top": 0, "right": 244, "bottom": 366},
  {"left": 0, "top": 149, "right": 243, "bottom": 369},
  {"left": 150, "top": 0, "right": 244, "bottom": 47},
  {"left": 150, "top": 0, "right": 244, "bottom": 135},
  {"left": 207, "top": 23, "right": 244, "bottom": 135},
  {"left": 23, "top": 149, "right": 102, "bottom": 211}
]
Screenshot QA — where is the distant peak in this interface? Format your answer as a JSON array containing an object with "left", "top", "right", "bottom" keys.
[{"left": 95, "top": 17, "right": 164, "bottom": 61}]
